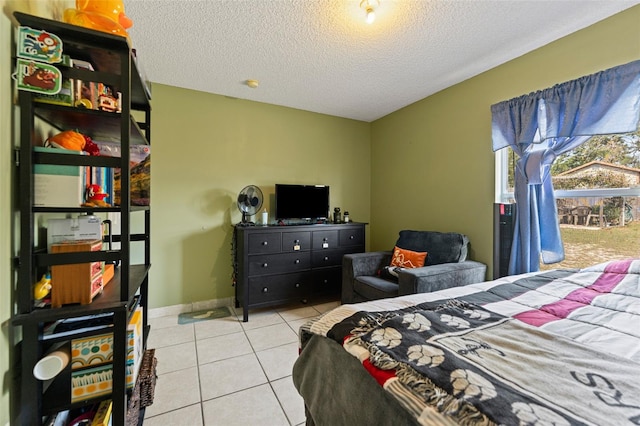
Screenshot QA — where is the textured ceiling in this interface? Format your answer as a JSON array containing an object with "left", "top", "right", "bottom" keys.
[{"left": 124, "top": 0, "right": 639, "bottom": 122}]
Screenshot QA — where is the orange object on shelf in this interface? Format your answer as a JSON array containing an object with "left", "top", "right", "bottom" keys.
[{"left": 63, "top": 0, "right": 133, "bottom": 39}]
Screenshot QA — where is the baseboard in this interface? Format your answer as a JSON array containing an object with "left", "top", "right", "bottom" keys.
[{"left": 148, "top": 297, "right": 234, "bottom": 319}]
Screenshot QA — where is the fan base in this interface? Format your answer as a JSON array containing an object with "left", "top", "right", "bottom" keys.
[
  {"left": 238, "top": 211, "right": 257, "bottom": 226},
  {"left": 237, "top": 221, "right": 256, "bottom": 227}
]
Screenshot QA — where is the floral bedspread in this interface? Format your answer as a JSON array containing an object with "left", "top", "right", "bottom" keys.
[{"left": 299, "top": 259, "right": 640, "bottom": 425}]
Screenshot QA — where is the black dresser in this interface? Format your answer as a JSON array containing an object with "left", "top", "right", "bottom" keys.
[{"left": 234, "top": 223, "right": 365, "bottom": 321}]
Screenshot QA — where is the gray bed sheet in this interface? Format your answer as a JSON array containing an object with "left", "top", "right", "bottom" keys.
[{"left": 293, "top": 334, "right": 422, "bottom": 426}]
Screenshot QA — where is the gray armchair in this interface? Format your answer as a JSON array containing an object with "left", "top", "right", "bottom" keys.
[{"left": 342, "top": 230, "right": 487, "bottom": 303}]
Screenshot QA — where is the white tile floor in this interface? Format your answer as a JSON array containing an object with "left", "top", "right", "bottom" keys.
[{"left": 143, "top": 299, "right": 340, "bottom": 426}]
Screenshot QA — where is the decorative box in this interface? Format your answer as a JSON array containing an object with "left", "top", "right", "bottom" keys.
[
  {"left": 70, "top": 307, "right": 144, "bottom": 401},
  {"left": 71, "top": 364, "right": 113, "bottom": 402},
  {"left": 71, "top": 362, "right": 137, "bottom": 403},
  {"left": 50, "top": 239, "right": 103, "bottom": 307}
]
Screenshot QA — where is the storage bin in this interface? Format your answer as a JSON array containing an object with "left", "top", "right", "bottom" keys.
[{"left": 70, "top": 307, "right": 144, "bottom": 401}]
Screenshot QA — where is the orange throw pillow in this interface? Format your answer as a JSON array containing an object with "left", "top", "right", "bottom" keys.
[{"left": 390, "top": 246, "right": 427, "bottom": 268}]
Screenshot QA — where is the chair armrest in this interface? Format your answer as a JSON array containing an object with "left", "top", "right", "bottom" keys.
[
  {"left": 397, "top": 260, "right": 487, "bottom": 296},
  {"left": 341, "top": 251, "right": 392, "bottom": 304}
]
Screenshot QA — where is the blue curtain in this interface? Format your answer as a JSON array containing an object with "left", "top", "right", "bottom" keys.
[{"left": 491, "top": 60, "right": 640, "bottom": 275}]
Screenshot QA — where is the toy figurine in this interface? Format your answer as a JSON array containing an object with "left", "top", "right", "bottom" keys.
[
  {"left": 34, "top": 273, "right": 52, "bottom": 300},
  {"left": 83, "top": 184, "right": 111, "bottom": 207},
  {"left": 63, "top": 0, "right": 133, "bottom": 39}
]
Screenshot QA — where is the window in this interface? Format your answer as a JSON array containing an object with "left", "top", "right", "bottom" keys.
[{"left": 496, "top": 131, "right": 640, "bottom": 269}]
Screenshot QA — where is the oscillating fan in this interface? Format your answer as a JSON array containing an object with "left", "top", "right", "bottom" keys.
[{"left": 236, "top": 185, "right": 264, "bottom": 226}]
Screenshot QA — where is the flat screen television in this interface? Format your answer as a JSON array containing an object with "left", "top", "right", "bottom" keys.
[{"left": 275, "top": 184, "right": 329, "bottom": 221}]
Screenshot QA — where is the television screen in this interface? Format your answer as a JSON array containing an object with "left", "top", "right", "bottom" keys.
[{"left": 275, "top": 184, "right": 329, "bottom": 220}]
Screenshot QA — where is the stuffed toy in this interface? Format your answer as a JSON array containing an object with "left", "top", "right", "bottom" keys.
[{"left": 63, "top": 0, "right": 133, "bottom": 39}]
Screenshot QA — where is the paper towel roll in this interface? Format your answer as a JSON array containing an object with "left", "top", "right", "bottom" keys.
[{"left": 33, "top": 346, "right": 70, "bottom": 380}]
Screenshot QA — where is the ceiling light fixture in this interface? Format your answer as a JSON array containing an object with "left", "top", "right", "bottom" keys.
[
  {"left": 245, "top": 79, "right": 259, "bottom": 88},
  {"left": 360, "top": 0, "right": 380, "bottom": 24}
]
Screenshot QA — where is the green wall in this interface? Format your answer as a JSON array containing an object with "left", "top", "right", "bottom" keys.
[
  {"left": 149, "top": 85, "right": 371, "bottom": 308},
  {"left": 1, "top": 4, "right": 11, "bottom": 424},
  {"left": 370, "top": 5, "right": 640, "bottom": 277}
]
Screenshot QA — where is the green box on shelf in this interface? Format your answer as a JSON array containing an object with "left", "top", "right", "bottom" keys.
[
  {"left": 33, "top": 147, "right": 85, "bottom": 207},
  {"left": 33, "top": 78, "right": 73, "bottom": 107}
]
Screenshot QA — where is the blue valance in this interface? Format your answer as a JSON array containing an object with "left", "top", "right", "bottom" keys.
[{"left": 492, "top": 60, "right": 640, "bottom": 152}]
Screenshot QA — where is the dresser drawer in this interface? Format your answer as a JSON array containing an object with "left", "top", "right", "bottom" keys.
[
  {"left": 312, "top": 230, "right": 339, "bottom": 250},
  {"left": 311, "top": 267, "right": 341, "bottom": 295},
  {"left": 311, "top": 249, "right": 346, "bottom": 268},
  {"left": 248, "top": 272, "right": 312, "bottom": 304},
  {"left": 339, "top": 227, "right": 364, "bottom": 247},
  {"left": 248, "top": 252, "right": 311, "bottom": 276},
  {"left": 281, "top": 231, "right": 311, "bottom": 252},
  {"left": 247, "top": 232, "right": 281, "bottom": 254}
]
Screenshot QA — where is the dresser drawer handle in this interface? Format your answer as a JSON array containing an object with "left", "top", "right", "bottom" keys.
[
  {"left": 294, "top": 239, "right": 300, "bottom": 243},
  {"left": 349, "top": 235, "right": 355, "bottom": 240},
  {"left": 295, "top": 283, "right": 300, "bottom": 288},
  {"left": 323, "top": 279, "right": 329, "bottom": 284},
  {"left": 323, "top": 256, "right": 329, "bottom": 261},
  {"left": 294, "top": 259, "right": 300, "bottom": 264},
  {"left": 262, "top": 287, "right": 268, "bottom": 293},
  {"left": 262, "top": 263, "right": 268, "bottom": 268},
  {"left": 262, "top": 241, "right": 268, "bottom": 246}
]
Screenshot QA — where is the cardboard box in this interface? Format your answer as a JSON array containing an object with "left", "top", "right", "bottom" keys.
[
  {"left": 47, "top": 216, "right": 103, "bottom": 252},
  {"left": 50, "top": 239, "right": 103, "bottom": 308}
]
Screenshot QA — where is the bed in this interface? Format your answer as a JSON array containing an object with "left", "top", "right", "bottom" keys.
[{"left": 292, "top": 258, "right": 640, "bottom": 425}]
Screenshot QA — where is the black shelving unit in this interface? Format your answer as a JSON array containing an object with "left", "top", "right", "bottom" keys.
[{"left": 11, "top": 12, "right": 151, "bottom": 425}]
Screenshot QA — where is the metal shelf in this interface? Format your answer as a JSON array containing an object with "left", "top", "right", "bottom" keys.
[
  {"left": 12, "top": 11, "right": 152, "bottom": 426},
  {"left": 13, "top": 12, "right": 151, "bottom": 106},
  {"left": 34, "top": 104, "right": 149, "bottom": 145}
]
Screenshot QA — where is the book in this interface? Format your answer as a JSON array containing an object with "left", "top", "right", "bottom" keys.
[{"left": 91, "top": 399, "right": 112, "bottom": 426}]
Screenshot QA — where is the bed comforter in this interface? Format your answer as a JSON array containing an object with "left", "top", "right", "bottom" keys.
[{"left": 293, "top": 259, "right": 640, "bottom": 425}]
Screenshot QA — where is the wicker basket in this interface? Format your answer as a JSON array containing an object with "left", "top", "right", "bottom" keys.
[
  {"left": 139, "top": 349, "right": 158, "bottom": 408},
  {"left": 126, "top": 380, "right": 141, "bottom": 426},
  {"left": 126, "top": 349, "right": 158, "bottom": 425}
]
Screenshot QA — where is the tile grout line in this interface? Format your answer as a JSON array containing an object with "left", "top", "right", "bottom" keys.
[{"left": 144, "top": 300, "right": 338, "bottom": 424}]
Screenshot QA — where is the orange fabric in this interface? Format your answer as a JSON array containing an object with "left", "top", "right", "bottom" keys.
[{"left": 390, "top": 246, "right": 427, "bottom": 268}]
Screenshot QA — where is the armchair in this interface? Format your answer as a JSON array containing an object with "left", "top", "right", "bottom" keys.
[{"left": 342, "top": 230, "right": 487, "bottom": 303}]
